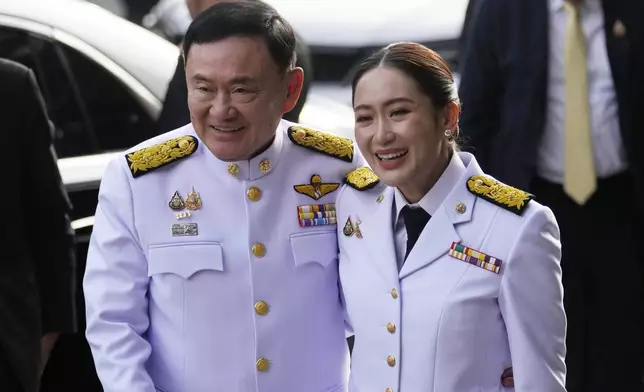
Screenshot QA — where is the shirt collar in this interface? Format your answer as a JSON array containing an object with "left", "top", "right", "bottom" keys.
[
  {"left": 393, "top": 152, "right": 466, "bottom": 225},
  {"left": 197, "top": 120, "right": 285, "bottom": 181},
  {"left": 550, "top": 0, "right": 601, "bottom": 12}
]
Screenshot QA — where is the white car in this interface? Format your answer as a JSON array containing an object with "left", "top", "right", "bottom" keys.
[
  {"left": 144, "top": 0, "right": 469, "bottom": 103},
  {"left": 0, "top": 0, "right": 355, "bottom": 238}
]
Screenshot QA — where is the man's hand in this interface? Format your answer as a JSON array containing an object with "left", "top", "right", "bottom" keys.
[
  {"left": 40, "top": 332, "right": 59, "bottom": 376},
  {"left": 501, "top": 367, "right": 514, "bottom": 388}
]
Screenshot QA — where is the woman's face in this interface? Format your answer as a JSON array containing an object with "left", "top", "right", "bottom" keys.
[{"left": 353, "top": 66, "right": 451, "bottom": 201}]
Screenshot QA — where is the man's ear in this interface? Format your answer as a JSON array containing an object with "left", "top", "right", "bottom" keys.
[{"left": 283, "top": 67, "right": 304, "bottom": 114}]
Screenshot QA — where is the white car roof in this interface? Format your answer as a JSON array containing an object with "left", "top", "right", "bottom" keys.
[
  {"left": 0, "top": 0, "right": 179, "bottom": 101},
  {"left": 267, "top": 0, "right": 469, "bottom": 48}
]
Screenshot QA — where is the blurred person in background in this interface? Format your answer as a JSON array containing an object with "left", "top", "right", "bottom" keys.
[
  {"left": 458, "top": 0, "right": 644, "bottom": 391},
  {"left": 0, "top": 58, "right": 76, "bottom": 392},
  {"left": 156, "top": 0, "right": 313, "bottom": 133}
]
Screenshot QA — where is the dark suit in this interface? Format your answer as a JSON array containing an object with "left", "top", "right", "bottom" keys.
[
  {"left": 157, "top": 33, "right": 313, "bottom": 133},
  {"left": 0, "top": 59, "right": 76, "bottom": 392},
  {"left": 458, "top": 1, "right": 644, "bottom": 391}
]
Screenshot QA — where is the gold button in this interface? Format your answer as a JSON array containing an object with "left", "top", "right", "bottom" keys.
[
  {"left": 178, "top": 139, "right": 189, "bottom": 149},
  {"left": 252, "top": 243, "right": 266, "bottom": 258},
  {"left": 385, "top": 389, "right": 394, "bottom": 392},
  {"left": 391, "top": 288, "right": 398, "bottom": 299},
  {"left": 255, "top": 301, "right": 269, "bottom": 316},
  {"left": 387, "top": 355, "right": 396, "bottom": 367},
  {"left": 247, "top": 186, "right": 262, "bottom": 202},
  {"left": 258, "top": 159, "right": 272, "bottom": 173},
  {"left": 376, "top": 194, "right": 384, "bottom": 203},
  {"left": 228, "top": 163, "right": 240, "bottom": 177},
  {"left": 386, "top": 322, "right": 396, "bottom": 334},
  {"left": 455, "top": 202, "right": 466, "bottom": 214},
  {"left": 256, "top": 357, "right": 269, "bottom": 372}
]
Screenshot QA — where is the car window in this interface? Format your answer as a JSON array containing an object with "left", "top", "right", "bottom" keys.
[{"left": 0, "top": 25, "right": 157, "bottom": 158}]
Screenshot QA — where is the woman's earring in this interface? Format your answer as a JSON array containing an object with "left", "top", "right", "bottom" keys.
[{"left": 444, "top": 129, "right": 452, "bottom": 138}]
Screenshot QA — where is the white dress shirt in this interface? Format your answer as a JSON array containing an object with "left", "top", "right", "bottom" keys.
[
  {"left": 537, "top": 0, "right": 627, "bottom": 183},
  {"left": 393, "top": 153, "right": 466, "bottom": 269}
]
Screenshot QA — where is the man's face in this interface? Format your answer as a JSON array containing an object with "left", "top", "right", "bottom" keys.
[{"left": 185, "top": 35, "right": 302, "bottom": 161}]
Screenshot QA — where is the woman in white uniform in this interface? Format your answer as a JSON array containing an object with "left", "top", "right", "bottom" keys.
[{"left": 337, "top": 42, "right": 567, "bottom": 392}]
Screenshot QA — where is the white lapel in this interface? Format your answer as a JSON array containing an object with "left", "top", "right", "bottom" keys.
[
  {"left": 355, "top": 187, "right": 400, "bottom": 286},
  {"left": 398, "top": 153, "right": 481, "bottom": 279}
]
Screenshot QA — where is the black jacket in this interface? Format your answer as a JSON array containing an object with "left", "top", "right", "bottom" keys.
[
  {"left": 0, "top": 58, "right": 76, "bottom": 392},
  {"left": 458, "top": 0, "right": 644, "bottom": 215}
]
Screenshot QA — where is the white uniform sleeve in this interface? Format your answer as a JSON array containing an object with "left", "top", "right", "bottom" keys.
[
  {"left": 499, "top": 206, "right": 567, "bottom": 391},
  {"left": 83, "top": 158, "right": 156, "bottom": 392}
]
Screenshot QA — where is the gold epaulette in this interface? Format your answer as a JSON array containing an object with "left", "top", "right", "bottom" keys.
[
  {"left": 344, "top": 167, "right": 380, "bottom": 191},
  {"left": 287, "top": 125, "right": 353, "bottom": 162},
  {"left": 466, "top": 175, "right": 533, "bottom": 215},
  {"left": 125, "top": 135, "right": 198, "bottom": 178}
]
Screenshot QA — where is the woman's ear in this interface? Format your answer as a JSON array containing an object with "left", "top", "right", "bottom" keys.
[{"left": 442, "top": 101, "right": 460, "bottom": 132}]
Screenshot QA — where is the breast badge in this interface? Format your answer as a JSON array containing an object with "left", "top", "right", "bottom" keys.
[
  {"left": 297, "top": 203, "right": 337, "bottom": 227},
  {"left": 185, "top": 187, "right": 203, "bottom": 210},
  {"left": 343, "top": 216, "right": 362, "bottom": 238},
  {"left": 169, "top": 187, "right": 202, "bottom": 230},
  {"left": 168, "top": 191, "right": 186, "bottom": 211},
  {"left": 449, "top": 242, "right": 502, "bottom": 274},
  {"left": 294, "top": 174, "right": 339, "bottom": 201},
  {"left": 172, "top": 223, "right": 198, "bottom": 237}
]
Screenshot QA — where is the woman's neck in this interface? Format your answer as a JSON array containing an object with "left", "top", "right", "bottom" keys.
[{"left": 398, "top": 148, "right": 452, "bottom": 204}]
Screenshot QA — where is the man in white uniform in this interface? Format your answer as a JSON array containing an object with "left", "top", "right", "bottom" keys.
[{"left": 83, "top": 2, "right": 361, "bottom": 391}]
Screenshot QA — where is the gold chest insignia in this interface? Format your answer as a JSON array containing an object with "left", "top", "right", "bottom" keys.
[
  {"left": 466, "top": 175, "right": 533, "bottom": 215},
  {"left": 294, "top": 174, "right": 339, "bottom": 200},
  {"left": 344, "top": 167, "right": 380, "bottom": 191},
  {"left": 287, "top": 125, "right": 354, "bottom": 162},
  {"left": 343, "top": 216, "right": 362, "bottom": 238},
  {"left": 125, "top": 135, "right": 198, "bottom": 178},
  {"left": 185, "top": 187, "right": 203, "bottom": 210},
  {"left": 168, "top": 191, "right": 186, "bottom": 211}
]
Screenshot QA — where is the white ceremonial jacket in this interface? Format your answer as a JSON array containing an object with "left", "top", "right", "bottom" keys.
[
  {"left": 337, "top": 152, "right": 567, "bottom": 392},
  {"left": 84, "top": 121, "right": 362, "bottom": 392}
]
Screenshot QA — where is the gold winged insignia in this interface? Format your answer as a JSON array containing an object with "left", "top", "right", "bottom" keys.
[
  {"left": 125, "top": 135, "right": 198, "bottom": 178},
  {"left": 344, "top": 167, "right": 379, "bottom": 191},
  {"left": 466, "top": 175, "right": 533, "bottom": 215},
  {"left": 294, "top": 174, "right": 339, "bottom": 200},
  {"left": 287, "top": 125, "right": 353, "bottom": 162}
]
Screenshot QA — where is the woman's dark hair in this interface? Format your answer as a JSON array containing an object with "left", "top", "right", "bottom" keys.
[
  {"left": 351, "top": 42, "right": 461, "bottom": 145},
  {"left": 182, "top": 1, "right": 297, "bottom": 74}
]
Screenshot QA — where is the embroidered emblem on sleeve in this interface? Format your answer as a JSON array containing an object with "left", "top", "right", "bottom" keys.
[
  {"left": 287, "top": 125, "right": 353, "bottom": 162},
  {"left": 125, "top": 135, "right": 198, "bottom": 178},
  {"left": 344, "top": 167, "right": 380, "bottom": 191},
  {"left": 466, "top": 175, "right": 533, "bottom": 215}
]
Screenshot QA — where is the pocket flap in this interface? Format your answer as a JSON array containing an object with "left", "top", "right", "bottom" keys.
[
  {"left": 290, "top": 231, "right": 338, "bottom": 268},
  {"left": 148, "top": 242, "right": 224, "bottom": 279}
]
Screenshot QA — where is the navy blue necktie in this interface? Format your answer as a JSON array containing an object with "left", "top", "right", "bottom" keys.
[{"left": 402, "top": 205, "right": 431, "bottom": 260}]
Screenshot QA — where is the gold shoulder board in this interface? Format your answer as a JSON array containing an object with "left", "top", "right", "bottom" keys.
[
  {"left": 466, "top": 175, "right": 533, "bottom": 215},
  {"left": 344, "top": 167, "right": 379, "bottom": 191},
  {"left": 287, "top": 125, "right": 353, "bottom": 162},
  {"left": 125, "top": 135, "right": 198, "bottom": 178}
]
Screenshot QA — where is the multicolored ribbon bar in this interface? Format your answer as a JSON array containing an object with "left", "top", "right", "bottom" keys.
[
  {"left": 448, "top": 242, "right": 503, "bottom": 274},
  {"left": 298, "top": 204, "right": 337, "bottom": 227}
]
